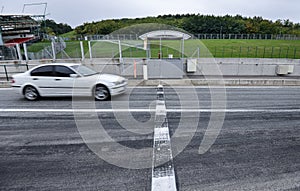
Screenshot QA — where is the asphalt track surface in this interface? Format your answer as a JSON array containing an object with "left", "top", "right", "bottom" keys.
[{"left": 1, "top": 86, "right": 300, "bottom": 190}]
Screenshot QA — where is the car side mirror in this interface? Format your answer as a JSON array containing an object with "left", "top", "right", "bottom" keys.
[{"left": 70, "top": 74, "right": 79, "bottom": 78}]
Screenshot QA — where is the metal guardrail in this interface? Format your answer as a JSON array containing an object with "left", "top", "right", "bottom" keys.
[{"left": 0, "top": 63, "right": 30, "bottom": 81}]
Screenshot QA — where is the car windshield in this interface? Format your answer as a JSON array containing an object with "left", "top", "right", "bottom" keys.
[{"left": 71, "top": 65, "right": 98, "bottom": 76}]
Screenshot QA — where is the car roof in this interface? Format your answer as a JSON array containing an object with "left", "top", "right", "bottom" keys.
[{"left": 39, "top": 63, "right": 81, "bottom": 67}]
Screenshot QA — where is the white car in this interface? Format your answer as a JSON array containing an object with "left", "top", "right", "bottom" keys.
[{"left": 12, "top": 63, "right": 127, "bottom": 101}]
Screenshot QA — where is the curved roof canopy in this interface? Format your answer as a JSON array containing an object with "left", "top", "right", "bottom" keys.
[{"left": 139, "top": 30, "right": 191, "bottom": 40}]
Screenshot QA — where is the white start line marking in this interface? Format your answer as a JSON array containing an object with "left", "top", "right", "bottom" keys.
[{"left": 151, "top": 85, "right": 177, "bottom": 191}]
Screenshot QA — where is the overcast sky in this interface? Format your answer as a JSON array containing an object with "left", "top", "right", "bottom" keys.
[{"left": 0, "top": 0, "right": 299, "bottom": 28}]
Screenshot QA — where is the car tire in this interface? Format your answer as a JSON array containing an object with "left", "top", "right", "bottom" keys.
[
  {"left": 23, "top": 86, "right": 40, "bottom": 101},
  {"left": 94, "top": 85, "right": 111, "bottom": 101}
]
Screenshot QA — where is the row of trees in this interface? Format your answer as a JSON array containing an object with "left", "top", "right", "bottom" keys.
[
  {"left": 74, "top": 14, "right": 300, "bottom": 36},
  {"left": 41, "top": 19, "right": 73, "bottom": 36}
]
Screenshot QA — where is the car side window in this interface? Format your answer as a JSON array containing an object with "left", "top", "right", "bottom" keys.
[
  {"left": 54, "top": 66, "right": 75, "bottom": 77},
  {"left": 31, "top": 66, "right": 54, "bottom": 76}
]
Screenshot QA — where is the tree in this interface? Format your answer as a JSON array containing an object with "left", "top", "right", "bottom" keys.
[
  {"left": 41, "top": 19, "right": 73, "bottom": 35},
  {"left": 73, "top": 14, "right": 300, "bottom": 36}
]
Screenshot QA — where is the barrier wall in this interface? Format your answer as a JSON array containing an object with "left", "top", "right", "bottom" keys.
[{"left": 0, "top": 58, "right": 300, "bottom": 80}]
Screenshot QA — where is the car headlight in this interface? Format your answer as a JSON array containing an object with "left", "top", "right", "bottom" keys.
[
  {"left": 112, "top": 80, "right": 126, "bottom": 86},
  {"left": 112, "top": 81, "right": 121, "bottom": 86}
]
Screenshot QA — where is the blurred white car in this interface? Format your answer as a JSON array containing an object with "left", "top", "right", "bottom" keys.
[{"left": 12, "top": 63, "right": 127, "bottom": 101}]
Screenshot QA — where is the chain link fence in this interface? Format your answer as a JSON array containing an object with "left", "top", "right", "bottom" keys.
[
  {"left": 83, "top": 33, "right": 300, "bottom": 41},
  {"left": 0, "top": 46, "right": 18, "bottom": 60},
  {"left": 1, "top": 35, "right": 300, "bottom": 61}
]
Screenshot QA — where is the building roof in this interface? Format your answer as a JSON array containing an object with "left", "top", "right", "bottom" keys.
[
  {"left": 139, "top": 30, "right": 191, "bottom": 40},
  {"left": 0, "top": 14, "right": 40, "bottom": 31}
]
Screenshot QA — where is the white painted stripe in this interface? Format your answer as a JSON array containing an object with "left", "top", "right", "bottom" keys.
[
  {"left": 0, "top": 108, "right": 300, "bottom": 113},
  {"left": 167, "top": 109, "right": 300, "bottom": 113},
  {"left": 0, "top": 108, "right": 154, "bottom": 112},
  {"left": 167, "top": 86, "right": 300, "bottom": 89},
  {"left": 0, "top": 88, "right": 13, "bottom": 90},
  {"left": 154, "top": 127, "right": 170, "bottom": 142},
  {"left": 152, "top": 85, "right": 177, "bottom": 191},
  {"left": 152, "top": 176, "right": 177, "bottom": 191}
]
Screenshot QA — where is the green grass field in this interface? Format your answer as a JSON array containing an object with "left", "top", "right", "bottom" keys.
[
  {"left": 201, "top": 40, "right": 300, "bottom": 59},
  {"left": 26, "top": 41, "right": 51, "bottom": 52},
  {"left": 26, "top": 39, "right": 300, "bottom": 59}
]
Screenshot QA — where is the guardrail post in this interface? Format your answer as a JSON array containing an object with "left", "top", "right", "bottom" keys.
[{"left": 4, "top": 65, "right": 9, "bottom": 81}]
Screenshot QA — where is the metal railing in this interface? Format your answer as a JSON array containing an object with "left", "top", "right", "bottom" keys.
[{"left": 0, "top": 63, "right": 30, "bottom": 81}]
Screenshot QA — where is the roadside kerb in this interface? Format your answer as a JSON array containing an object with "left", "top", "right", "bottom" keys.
[
  {"left": 128, "top": 79, "right": 300, "bottom": 86},
  {"left": 1, "top": 78, "right": 300, "bottom": 89}
]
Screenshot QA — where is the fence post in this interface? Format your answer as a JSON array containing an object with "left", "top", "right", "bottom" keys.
[
  {"left": 286, "top": 47, "right": 290, "bottom": 58},
  {"left": 80, "top": 41, "right": 85, "bottom": 61},
  {"left": 118, "top": 40, "right": 122, "bottom": 62},
  {"left": 255, "top": 46, "right": 258, "bottom": 57},
  {"left": 181, "top": 37, "right": 185, "bottom": 58},
  {"left": 247, "top": 47, "right": 250, "bottom": 57},
  {"left": 279, "top": 47, "right": 282, "bottom": 58},
  {"left": 51, "top": 42, "right": 56, "bottom": 60},
  {"left": 130, "top": 47, "right": 132, "bottom": 58},
  {"left": 88, "top": 41, "right": 92, "bottom": 60},
  {"left": 271, "top": 47, "right": 274, "bottom": 58},
  {"left": 222, "top": 46, "right": 225, "bottom": 57},
  {"left": 293, "top": 47, "right": 297, "bottom": 59},
  {"left": 214, "top": 46, "right": 217, "bottom": 57}
]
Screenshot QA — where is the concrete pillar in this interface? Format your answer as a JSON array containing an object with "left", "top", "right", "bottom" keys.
[
  {"left": 16, "top": 44, "right": 22, "bottom": 61},
  {"left": 23, "top": 43, "right": 29, "bottom": 61}
]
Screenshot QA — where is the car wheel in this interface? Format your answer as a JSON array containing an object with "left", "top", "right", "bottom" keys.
[
  {"left": 94, "top": 85, "right": 110, "bottom": 101},
  {"left": 23, "top": 86, "right": 40, "bottom": 101}
]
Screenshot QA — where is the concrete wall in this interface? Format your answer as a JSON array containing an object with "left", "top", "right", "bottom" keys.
[
  {"left": 1, "top": 58, "right": 300, "bottom": 80},
  {"left": 189, "top": 58, "right": 300, "bottom": 77}
]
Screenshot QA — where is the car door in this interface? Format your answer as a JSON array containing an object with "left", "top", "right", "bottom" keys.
[
  {"left": 52, "top": 65, "right": 76, "bottom": 95},
  {"left": 30, "top": 65, "right": 56, "bottom": 96}
]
